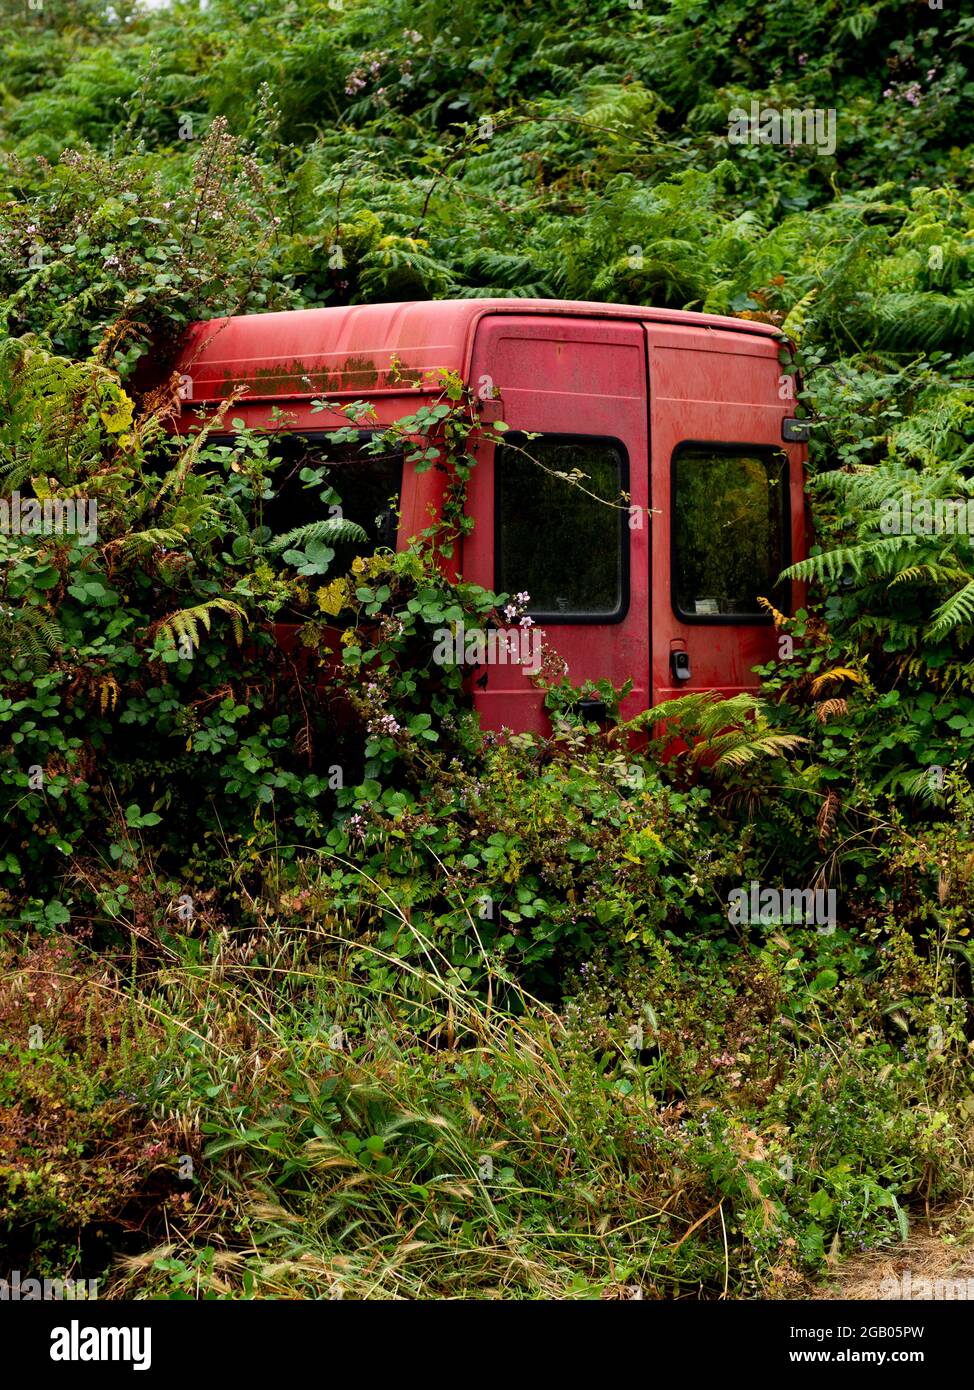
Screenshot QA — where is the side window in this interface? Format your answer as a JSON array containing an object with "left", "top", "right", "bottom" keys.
[
  {"left": 495, "top": 436, "right": 628, "bottom": 620},
  {"left": 263, "top": 433, "right": 402, "bottom": 575},
  {"left": 672, "top": 445, "right": 790, "bottom": 620}
]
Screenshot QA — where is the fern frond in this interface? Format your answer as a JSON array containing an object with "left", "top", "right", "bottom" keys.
[
  {"left": 781, "top": 288, "right": 818, "bottom": 344},
  {"left": 781, "top": 537, "right": 909, "bottom": 584},
  {"left": 868, "top": 288, "right": 974, "bottom": 352},
  {"left": 907, "top": 767, "right": 945, "bottom": 803},
  {"left": 0, "top": 605, "right": 63, "bottom": 670},
  {"left": 151, "top": 393, "right": 242, "bottom": 509},
  {"left": 896, "top": 654, "right": 974, "bottom": 692},
  {"left": 153, "top": 597, "right": 248, "bottom": 654},
  {"left": 623, "top": 690, "right": 748, "bottom": 732},
  {"left": 927, "top": 579, "right": 974, "bottom": 639},
  {"left": 621, "top": 690, "right": 807, "bottom": 773},
  {"left": 703, "top": 732, "right": 808, "bottom": 770},
  {"left": 756, "top": 595, "right": 789, "bottom": 628},
  {"left": 270, "top": 517, "right": 368, "bottom": 552},
  {"left": 810, "top": 666, "right": 862, "bottom": 695},
  {"left": 0, "top": 335, "right": 120, "bottom": 488},
  {"left": 109, "top": 527, "right": 190, "bottom": 560},
  {"left": 99, "top": 674, "right": 120, "bottom": 713},
  {"left": 817, "top": 789, "right": 841, "bottom": 845},
  {"left": 815, "top": 698, "right": 849, "bottom": 723},
  {"left": 889, "top": 564, "right": 970, "bottom": 587}
]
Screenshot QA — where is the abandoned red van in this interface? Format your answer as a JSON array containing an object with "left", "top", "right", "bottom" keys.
[{"left": 171, "top": 298, "right": 808, "bottom": 734}]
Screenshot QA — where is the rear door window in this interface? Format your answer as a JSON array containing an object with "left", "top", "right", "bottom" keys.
[
  {"left": 672, "top": 445, "right": 790, "bottom": 620},
  {"left": 495, "top": 435, "right": 629, "bottom": 621}
]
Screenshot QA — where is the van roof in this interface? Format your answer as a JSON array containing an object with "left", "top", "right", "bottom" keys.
[{"left": 174, "top": 297, "right": 783, "bottom": 404}]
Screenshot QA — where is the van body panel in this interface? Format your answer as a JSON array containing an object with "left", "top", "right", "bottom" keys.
[{"left": 172, "top": 299, "right": 781, "bottom": 404}]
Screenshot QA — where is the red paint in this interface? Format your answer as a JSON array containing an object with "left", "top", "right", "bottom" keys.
[{"left": 170, "top": 299, "right": 808, "bottom": 733}]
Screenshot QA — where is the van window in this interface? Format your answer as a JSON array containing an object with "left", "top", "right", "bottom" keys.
[
  {"left": 672, "top": 445, "right": 789, "bottom": 620},
  {"left": 495, "top": 436, "right": 628, "bottom": 620},
  {"left": 262, "top": 433, "right": 402, "bottom": 575}
]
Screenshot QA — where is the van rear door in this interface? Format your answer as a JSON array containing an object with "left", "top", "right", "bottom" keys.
[
  {"left": 644, "top": 323, "right": 803, "bottom": 705},
  {"left": 464, "top": 315, "right": 650, "bottom": 733}
]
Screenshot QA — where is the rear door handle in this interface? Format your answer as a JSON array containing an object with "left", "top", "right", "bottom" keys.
[{"left": 670, "top": 650, "right": 691, "bottom": 683}]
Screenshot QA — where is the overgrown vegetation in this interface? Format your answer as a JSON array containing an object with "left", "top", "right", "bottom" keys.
[{"left": 0, "top": 0, "right": 972, "bottom": 1299}]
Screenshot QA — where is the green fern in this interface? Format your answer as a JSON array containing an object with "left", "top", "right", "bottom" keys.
[
  {"left": 782, "top": 537, "right": 910, "bottom": 584},
  {"left": 113, "top": 527, "right": 190, "bottom": 561},
  {"left": 868, "top": 289, "right": 974, "bottom": 352},
  {"left": 927, "top": 580, "right": 974, "bottom": 640},
  {"left": 269, "top": 517, "right": 368, "bottom": 553},
  {"left": 620, "top": 691, "right": 808, "bottom": 775},
  {"left": 781, "top": 288, "right": 819, "bottom": 345},
  {"left": 153, "top": 598, "right": 248, "bottom": 655},
  {"left": 0, "top": 335, "right": 119, "bottom": 488},
  {"left": 0, "top": 605, "right": 64, "bottom": 670}
]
